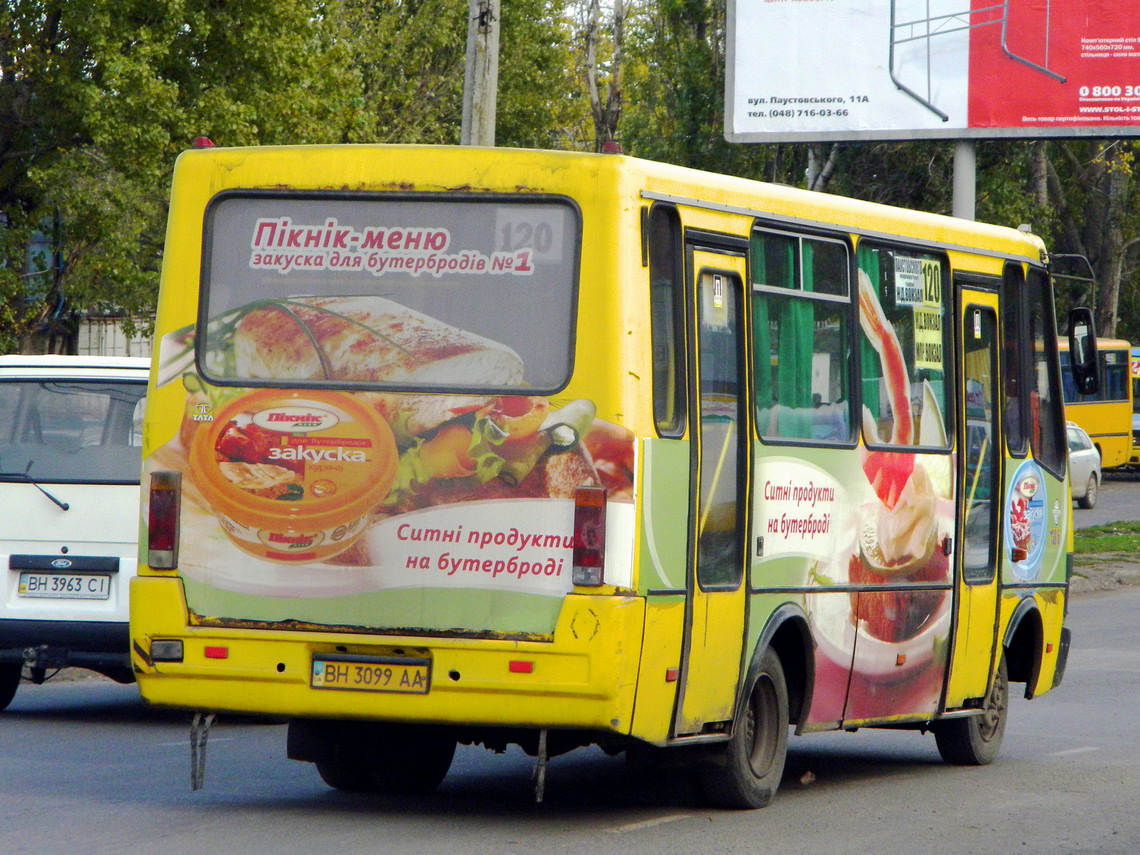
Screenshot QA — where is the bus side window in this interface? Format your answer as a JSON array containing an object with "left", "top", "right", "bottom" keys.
[
  {"left": 1002, "top": 264, "right": 1028, "bottom": 457},
  {"left": 752, "top": 229, "right": 853, "bottom": 443},
  {"left": 1027, "top": 268, "right": 1066, "bottom": 475},
  {"left": 648, "top": 205, "right": 686, "bottom": 437},
  {"left": 856, "top": 245, "right": 952, "bottom": 449}
]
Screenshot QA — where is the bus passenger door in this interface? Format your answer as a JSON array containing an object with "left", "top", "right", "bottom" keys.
[
  {"left": 674, "top": 250, "right": 750, "bottom": 736},
  {"left": 946, "top": 294, "right": 1002, "bottom": 706}
]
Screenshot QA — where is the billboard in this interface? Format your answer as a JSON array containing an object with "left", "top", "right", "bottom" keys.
[{"left": 726, "top": 0, "right": 1140, "bottom": 142}]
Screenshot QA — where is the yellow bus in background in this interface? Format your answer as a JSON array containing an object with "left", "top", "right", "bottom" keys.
[
  {"left": 1130, "top": 347, "right": 1140, "bottom": 467},
  {"left": 131, "top": 143, "right": 1089, "bottom": 809},
  {"left": 1059, "top": 338, "right": 1132, "bottom": 469}
]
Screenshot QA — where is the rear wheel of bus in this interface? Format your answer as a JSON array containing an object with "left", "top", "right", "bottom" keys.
[
  {"left": 696, "top": 648, "right": 789, "bottom": 809},
  {"left": 934, "top": 655, "right": 1009, "bottom": 765},
  {"left": 0, "top": 662, "right": 21, "bottom": 711},
  {"left": 313, "top": 723, "right": 456, "bottom": 795}
]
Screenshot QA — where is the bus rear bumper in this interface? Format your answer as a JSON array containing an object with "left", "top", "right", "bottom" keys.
[{"left": 130, "top": 577, "right": 646, "bottom": 735}]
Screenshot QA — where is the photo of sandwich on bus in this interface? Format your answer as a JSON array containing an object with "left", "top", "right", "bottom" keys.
[
  {"left": 157, "top": 292, "right": 635, "bottom": 587},
  {"left": 132, "top": 144, "right": 1089, "bottom": 811}
]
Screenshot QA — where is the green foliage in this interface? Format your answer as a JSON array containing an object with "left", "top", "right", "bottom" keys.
[
  {"left": 621, "top": 0, "right": 772, "bottom": 179},
  {"left": 3, "top": 0, "right": 1138, "bottom": 353},
  {"left": 497, "top": 0, "right": 580, "bottom": 149},
  {"left": 1073, "top": 521, "right": 1140, "bottom": 556},
  {"left": 0, "top": 0, "right": 362, "bottom": 351}
]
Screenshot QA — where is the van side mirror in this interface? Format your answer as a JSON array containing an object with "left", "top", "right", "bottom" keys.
[{"left": 1067, "top": 307, "right": 1098, "bottom": 395}]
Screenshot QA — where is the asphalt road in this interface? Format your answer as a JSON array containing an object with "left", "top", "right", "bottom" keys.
[
  {"left": 1075, "top": 469, "right": 1140, "bottom": 528},
  {"left": 2, "top": 586, "right": 1138, "bottom": 855}
]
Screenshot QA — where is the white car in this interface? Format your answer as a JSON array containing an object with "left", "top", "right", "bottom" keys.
[
  {"left": 1067, "top": 422, "right": 1101, "bottom": 509},
  {"left": 0, "top": 355, "right": 149, "bottom": 710}
]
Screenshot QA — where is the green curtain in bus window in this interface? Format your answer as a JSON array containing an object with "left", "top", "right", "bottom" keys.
[
  {"left": 752, "top": 233, "right": 795, "bottom": 413},
  {"left": 754, "top": 233, "right": 852, "bottom": 442},
  {"left": 753, "top": 234, "right": 812, "bottom": 439},
  {"left": 775, "top": 246, "right": 815, "bottom": 438}
]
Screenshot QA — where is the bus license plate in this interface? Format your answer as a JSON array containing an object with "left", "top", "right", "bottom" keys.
[
  {"left": 311, "top": 657, "right": 430, "bottom": 694},
  {"left": 18, "top": 572, "right": 111, "bottom": 600}
]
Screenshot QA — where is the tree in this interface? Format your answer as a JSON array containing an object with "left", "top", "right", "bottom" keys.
[
  {"left": 582, "top": 0, "right": 624, "bottom": 151},
  {"left": 1038, "top": 141, "right": 1140, "bottom": 338},
  {"left": 0, "top": 0, "right": 360, "bottom": 352}
]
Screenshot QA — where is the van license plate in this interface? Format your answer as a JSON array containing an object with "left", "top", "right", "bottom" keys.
[
  {"left": 311, "top": 656, "right": 430, "bottom": 694},
  {"left": 18, "top": 572, "right": 111, "bottom": 600}
]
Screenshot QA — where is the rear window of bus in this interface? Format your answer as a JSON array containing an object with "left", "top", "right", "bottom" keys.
[{"left": 197, "top": 191, "right": 581, "bottom": 394}]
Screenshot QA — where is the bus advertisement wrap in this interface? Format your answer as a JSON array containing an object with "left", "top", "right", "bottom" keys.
[
  {"left": 727, "top": 0, "right": 1140, "bottom": 141},
  {"left": 131, "top": 144, "right": 1077, "bottom": 810}
]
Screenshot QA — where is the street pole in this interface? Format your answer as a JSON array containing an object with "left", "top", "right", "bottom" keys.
[
  {"left": 952, "top": 139, "right": 976, "bottom": 221},
  {"left": 461, "top": 0, "right": 500, "bottom": 147}
]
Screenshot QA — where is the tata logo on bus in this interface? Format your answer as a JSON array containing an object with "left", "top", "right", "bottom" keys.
[{"left": 253, "top": 407, "right": 340, "bottom": 433}]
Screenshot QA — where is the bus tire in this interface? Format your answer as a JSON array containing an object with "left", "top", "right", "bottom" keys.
[
  {"left": 0, "top": 663, "right": 20, "bottom": 711},
  {"left": 1077, "top": 473, "right": 1098, "bottom": 509},
  {"left": 696, "top": 648, "right": 789, "bottom": 809},
  {"left": 315, "top": 744, "right": 376, "bottom": 792},
  {"left": 369, "top": 725, "right": 456, "bottom": 795},
  {"left": 315, "top": 724, "right": 456, "bottom": 794},
  {"left": 934, "top": 655, "right": 1008, "bottom": 765}
]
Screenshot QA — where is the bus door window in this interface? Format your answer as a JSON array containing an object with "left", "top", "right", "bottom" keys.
[
  {"left": 962, "top": 307, "right": 1000, "bottom": 583},
  {"left": 696, "top": 270, "right": 746, "bottom": 589},
  {"left": 649, "top": 205, "right": 686, "bottom": 437},
  {"left": 751, "top": 230, "right": 853, "bottom": 443},
  {"left": 1001, "top": 264, "right": 1028, "bottom": 457},
  {"left": 1026, "top": 269, "right": 1066, "bottom": 476}
]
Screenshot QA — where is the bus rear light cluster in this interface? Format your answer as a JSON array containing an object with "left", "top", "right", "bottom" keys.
[
  {"left": 148, "top": 471, "right": 182, "bottom": 569},
  {"left": 572, "top": 486, "right": 607, "bottom": 586}
]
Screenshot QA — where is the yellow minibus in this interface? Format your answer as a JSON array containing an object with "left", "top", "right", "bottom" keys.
[{"left": 131, "top": 143, "right": 1089, "bottom": 808}]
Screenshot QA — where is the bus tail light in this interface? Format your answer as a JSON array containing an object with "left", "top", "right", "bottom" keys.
[
  {"left": 572, "top": 486, "right": 607, "bottom": 586},
  {"left": 148, "top": 471, "right": 182, "bottom": 569}
]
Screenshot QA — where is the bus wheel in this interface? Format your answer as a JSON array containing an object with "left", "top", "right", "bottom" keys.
[
  {"left": 1077, "top": 473, "right": 1098, "bottom": 509},
  {"left": 316, "top": 724, "right": 456, "bottom": 794},
  {"left": 368, "top": 725, "right": 456, "bottom": 795},
  {"left": 697, "top": 648, "right": 789, "bottom": 809},
  {"left": 0, "top": 663, "right": 21, "bottom": 711},
  {"left": 315, "top": 742, "right": 376, "bottom": 792},
  {"left": 934, "top": 655, "right": 1009, "bottom": 765}
]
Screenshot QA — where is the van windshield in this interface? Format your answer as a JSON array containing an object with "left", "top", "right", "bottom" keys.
[
  {"left": 0, "top": 380, "right": 146, "bottom": 483},
  {"left": 197, "top": 192, "right": 581, "bottom": 394}
]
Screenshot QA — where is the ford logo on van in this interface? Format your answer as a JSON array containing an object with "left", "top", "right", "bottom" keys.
[{"left": 51, "top": 558, "right": 73, "bottom": 569}]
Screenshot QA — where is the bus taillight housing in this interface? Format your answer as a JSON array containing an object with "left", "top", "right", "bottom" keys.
[
  {"left": 148, "top": 471, "right": 182, "bottom": 569},
  {"left": 572, "top": 486, "right": 607, "bottom": 586}
]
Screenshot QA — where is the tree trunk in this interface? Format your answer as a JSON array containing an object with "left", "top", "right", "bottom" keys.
[{"left": 585, "top": 0, "right": 624, "bottom": 152}]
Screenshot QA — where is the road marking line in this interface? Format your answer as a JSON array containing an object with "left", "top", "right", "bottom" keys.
[
  {"left": 1049, "top": 746, "right": 1100, "bottom": 757},
  {"left": 608, "top": 814, "right": 693, "bottom": 833}
]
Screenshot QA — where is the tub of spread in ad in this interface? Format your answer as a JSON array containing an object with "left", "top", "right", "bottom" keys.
[{"left": 189, "top": 389, "right": 398, "bottom": 563}]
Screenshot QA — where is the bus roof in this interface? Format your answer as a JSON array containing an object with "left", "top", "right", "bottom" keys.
[{"left": 171, "top": 144, "right": 1049, "bottom": 266}]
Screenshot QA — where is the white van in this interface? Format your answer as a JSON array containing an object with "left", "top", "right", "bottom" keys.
[{"left": 0, "top": 355, "right": 149, "bottom": 709}]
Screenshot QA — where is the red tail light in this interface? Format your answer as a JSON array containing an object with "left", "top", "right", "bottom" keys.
[
  {"left": 572, "top": 486, "right": 607, "bottom": 586},
  {"left": 148, "top": 471, "right": 182, "bottom": 569}
]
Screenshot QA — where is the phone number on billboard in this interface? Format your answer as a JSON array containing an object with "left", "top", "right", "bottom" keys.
[
  {"left": 1079, "top": 85, "right": 1140, "bottom": 98},
  {"left": 748, "top": 109, "right": 851, "bottom": 119}
]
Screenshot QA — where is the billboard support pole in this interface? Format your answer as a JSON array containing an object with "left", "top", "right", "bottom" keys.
[{"left": 953, "top": 140, "right": 976, "bottom": 221}]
